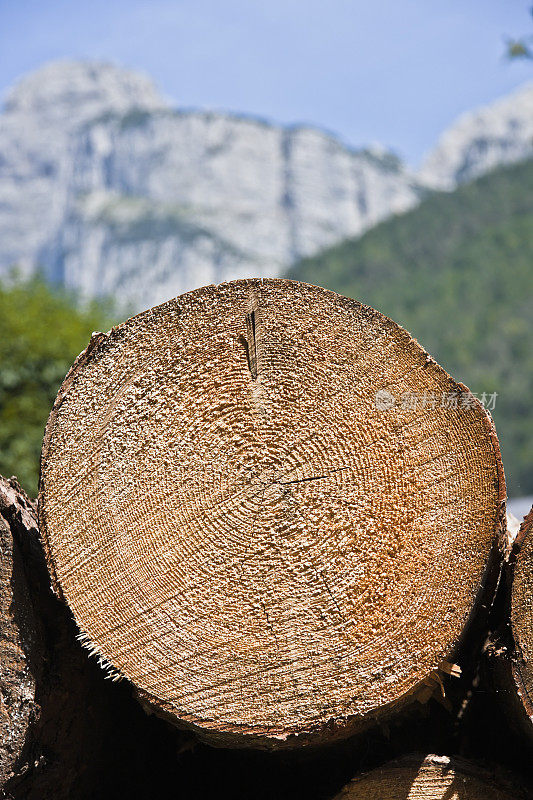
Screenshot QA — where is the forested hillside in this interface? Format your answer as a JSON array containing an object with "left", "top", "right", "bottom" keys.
[
  {"left": 0, "top": 277, "right": 115, "bottom": 495},
  {"left": 2, "top": 159, "right": 531, "bottom": 499},
  {"left": 289, "top": 158, "right": 533, "bottom": 496}
]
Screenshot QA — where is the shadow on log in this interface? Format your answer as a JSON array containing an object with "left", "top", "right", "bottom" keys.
[
  {"left": 0, "top": 475, "right": 192, "bottom": 800},
  {"left": 4, "top": 278, "right": 532, "bottom": 796},
  {"left": 485, "top": 505, "right": 533, "bottom": 747},
  {"left": 332, "top": 753, "right": 532, "bottom": 799},
  {"left": 1, "top": 473, "right": 532, "bottom": 799},
  {"left": 509, "top": 506, "right": 533, "bottom": 733}
]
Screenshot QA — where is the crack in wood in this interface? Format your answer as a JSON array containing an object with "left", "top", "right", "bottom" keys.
[
  {"left": 279, "top": 466, "right": 352, "bottom": 485},
  {"left": 238, "top": 308, "right": 259, "bottom": 381},
  {"left": 320, "top": 570, "right": 347, "bottom": 626},
  {"left": 246, "top": 310, "right": 258, "bottom": 380},
  {"left": 260, "top": 601, "right": 280, "bottom": 651}
]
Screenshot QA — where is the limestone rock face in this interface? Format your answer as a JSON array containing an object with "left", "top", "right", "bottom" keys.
[
  {"left": 0, "top": 61, "right": 531, "bottom": 312},
  {"left": 419, "top": 82, "right": 533, "bottom": 190},
  {"left": 0, "top": 61, "right": 421, "bottom": 311},
  {"left": 0, "top": 61, "right": 165, "bottom": 292}
]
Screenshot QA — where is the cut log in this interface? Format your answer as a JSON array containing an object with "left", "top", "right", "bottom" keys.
[
  {"left": 332, "top": 753, "right": 532, "bottom": 799},
  {"left": 0, "top": 475, "right": 193, "bottom": 798},
  {"left": 39, "top": 278, "right": 506, "bottom": 748},
  {"left": 0, "top": 478, "right": 43, "bottom": 787},
  {"left": 507, "top": 505, "right": 533, "bottom": 734}
]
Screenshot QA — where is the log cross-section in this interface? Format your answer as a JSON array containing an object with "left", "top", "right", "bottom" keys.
[
  {"left": 508, "top": 506, "right": 533, "bottom": 732},
  {"left": 333, "top": 754, "right": 532, "bottom": 799},
  {"left": 38, "top": 278, "right": 505, "bottom": 747}
]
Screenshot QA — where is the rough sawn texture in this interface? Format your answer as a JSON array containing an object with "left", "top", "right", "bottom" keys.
[{"left": 39, "top": 278, "right": 506, "bottom": 747}]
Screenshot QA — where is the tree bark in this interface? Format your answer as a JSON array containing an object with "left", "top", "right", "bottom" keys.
[
  {"left": 488, "top": 505, "right": 533, "bottom": 741},
  {"left": 332, "top": 753, "right": 532, "bottom": 799},
  {"left": 510, "top": 506, "right": 533, "bottom": 721},
  {"left": 38, "top": 278, "right": 506, "bottom": 748},
  {"left": 0, "top": 477, "right": 42, "bottom": 789}
]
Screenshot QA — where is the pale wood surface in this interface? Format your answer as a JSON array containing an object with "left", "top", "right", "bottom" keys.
[
  {"left": 333, "top": 754, "right": 532, "bottom": 799},
  {"left": 39, "top": 278, "right": 506, "bottom": 746}
]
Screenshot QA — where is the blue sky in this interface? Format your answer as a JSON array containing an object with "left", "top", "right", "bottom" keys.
[{"left": 0, "top": 0, "right": 532, "bottom": 165}]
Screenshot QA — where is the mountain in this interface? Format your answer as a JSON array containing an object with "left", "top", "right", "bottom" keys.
[
  {"left": 0, "top": 61, "right": 164, "bottom": 286},
  {"left": 0, "top": 60, "right": 531, "bottom": 314},
  {"left": 0, "top": 60, "right": 422, "bottom": 312},
  {"left": 1, "top": 62, "right": 531, "bottom": 496},
  {"left": 288, "top": 157, "right": 533, "bottom": 496},
  {"left": 420, "top": 82, "right": 533, "bottom": 189}
]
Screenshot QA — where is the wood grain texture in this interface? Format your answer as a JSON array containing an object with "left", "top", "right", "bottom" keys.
[
  {"left": 0, "top": 478, "right": 42, "bottom": 787},
  {"left": 333, "top": 754, "right": 532, "bottom": 799},
  {"left": 39, "top": 278, "right": 506, "bottom": 747},
  {"left": 509, "top": 506, "right": 533, "bottom": 731},
  {"left": 0, "top": 474, "right": 195, "bottom": 799}
]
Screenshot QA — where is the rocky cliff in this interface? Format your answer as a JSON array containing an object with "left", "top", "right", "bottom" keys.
[
  {"left": 419, "top": 81, "right": 533, "bottom": 190},
  {"left": 0, "top": 61, "right": 422, "bottom": 311},
  {"left": 0, "top": 60, "right": 531, "bottom": 312}
]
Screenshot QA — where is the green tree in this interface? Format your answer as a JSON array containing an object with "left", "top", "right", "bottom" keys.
[
  {"left": 0, "top": 275, "right": 117, "bottom": 496},
  {"left": 289, "top": 158, "right": 533, "bottom": 497},
  {"left": 505, "top": 6, "right": 533, "bottom": 59}
]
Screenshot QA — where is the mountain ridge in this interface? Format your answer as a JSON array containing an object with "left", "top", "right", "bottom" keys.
[
  {"left": 419, "top": 80, "right": 533, "bottom": 189},
  {"left": 288, "top": 156, "right": 533, "bottom": 496},
  {"left": 0, "top": 60, "right": 532, "bottom": 312}
]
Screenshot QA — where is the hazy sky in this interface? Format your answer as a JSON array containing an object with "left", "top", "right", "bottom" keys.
[{"left": 1, "top": 0, "right": 532, "bottom": 164}]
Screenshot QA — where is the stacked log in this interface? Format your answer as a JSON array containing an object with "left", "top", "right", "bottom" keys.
[
  {"left": 0, "top": 477, "right": 42, "bottom": 789},
  {"left": 0, "top": 475, "right": 191, "bottom": 799},
  {"left": 488, "top": 506, "right": 533, "bottom": 741},
  {"left": 2, "top": 278, "right": 532, "bottom": 797},
  {"left": 510, "top": 508, "right": 533, "bottom": 727},
  {"left": 333, "top": 753, "right": 530, "bottom": 799},
  {"left": 38, "top": 279, "right": 505, "bottom": 747}
]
